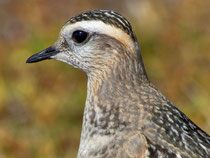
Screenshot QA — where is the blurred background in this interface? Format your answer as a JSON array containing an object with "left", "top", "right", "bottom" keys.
[{"left": 0, "top": 0, "right": 209, "bottom": 157}]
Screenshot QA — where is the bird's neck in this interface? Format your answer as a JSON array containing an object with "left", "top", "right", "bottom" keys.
[
  {"left": 78, "top": 48, "right": 150, "bottom": 156},
  {"left": 87, "top": 46, "right": 149, "bottom": 97},
  {"left": 83, "top": 50, "right": 149, "bottom": 132}
]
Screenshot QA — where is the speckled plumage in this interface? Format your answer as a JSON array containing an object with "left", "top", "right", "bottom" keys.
[{"left": 26, "top": 10, "right": 210, "bottom": 158}]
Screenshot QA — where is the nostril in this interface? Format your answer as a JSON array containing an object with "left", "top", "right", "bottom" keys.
[{"left": 45, "top": 46, "right": 59, "bottom": 54}]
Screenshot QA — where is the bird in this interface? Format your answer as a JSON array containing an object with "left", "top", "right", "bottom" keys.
[{"left": 26, "top": 10, "right": 210, "bottom": 158}]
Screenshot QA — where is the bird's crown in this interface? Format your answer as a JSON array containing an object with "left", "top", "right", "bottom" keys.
[{"left": 67, "top": 10, "right": 136, "bottom": 40}]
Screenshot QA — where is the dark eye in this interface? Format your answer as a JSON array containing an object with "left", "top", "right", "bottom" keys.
[{"left": 72, "top": 30, "right": 88, "bottom": 43}]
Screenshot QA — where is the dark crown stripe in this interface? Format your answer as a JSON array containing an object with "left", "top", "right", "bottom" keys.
[{"left": 68, "top": 10, "right": 136, "bottom": 41}]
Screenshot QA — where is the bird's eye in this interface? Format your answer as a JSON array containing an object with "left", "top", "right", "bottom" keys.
[{"left": 72, "top": 30, "right": 88, "bottom": 43}]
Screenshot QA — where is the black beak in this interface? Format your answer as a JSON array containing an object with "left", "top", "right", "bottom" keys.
[{"left": 26, "top": 46, "right": 59, "bottom": 63}]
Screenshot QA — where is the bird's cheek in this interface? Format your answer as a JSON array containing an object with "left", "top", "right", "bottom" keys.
[{"left": 51, "top": 51, "right": 72, "bottom": 64}]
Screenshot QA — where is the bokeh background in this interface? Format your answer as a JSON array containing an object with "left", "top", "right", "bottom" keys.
[{"left": 0, "top": 0, "right": 210, "bottom": 157}]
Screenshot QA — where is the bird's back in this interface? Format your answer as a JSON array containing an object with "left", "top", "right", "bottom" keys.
[{"left": 135, "top": 83, "right": 210, "bottom": 157}]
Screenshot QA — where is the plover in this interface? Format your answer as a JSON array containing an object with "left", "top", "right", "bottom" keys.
[{"left": 26, "top": 10, "right": 210, "bottom": 158}]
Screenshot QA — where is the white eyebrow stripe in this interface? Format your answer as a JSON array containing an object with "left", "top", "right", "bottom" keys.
[{"left": 63, "top": 20, "right": 135, "bottom": 50}]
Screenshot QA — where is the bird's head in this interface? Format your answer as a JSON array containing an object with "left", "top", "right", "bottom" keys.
[{"left": 26, "top": 10, "right": 146, "bottom": 78}]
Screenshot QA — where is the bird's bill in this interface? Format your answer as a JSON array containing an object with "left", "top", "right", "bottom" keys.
[{"left": 26, "top": 46, "right": 60, "bottom": 63}]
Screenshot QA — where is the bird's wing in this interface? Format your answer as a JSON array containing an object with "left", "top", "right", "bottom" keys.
[
  {"left": 138, "top": 101, "right": 210, "bottom": 158},
  {"left": 123, "top": 133, "right": 148, "bottom": 158},
  {"left": 122, "top": 131, "right": 192, "bottom": 158},
  {"left": 143, "top": 132, "right": 192, "bottom": 158}
]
